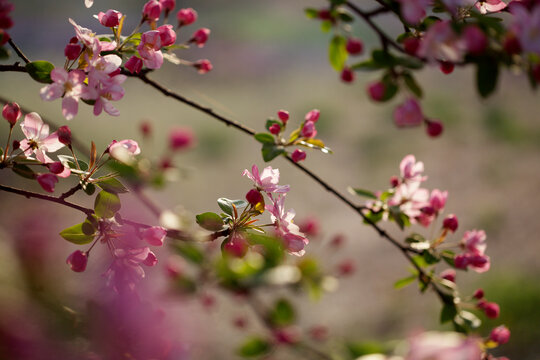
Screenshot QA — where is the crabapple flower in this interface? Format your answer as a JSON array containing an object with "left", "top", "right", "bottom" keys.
[
  {"left": 475, "top": 0, "right": 507, "bottom": 14},
  {"left": 141, "top": 226, "right": 167, "bottom": 246},
  {"left": 40, "top": 69, "right": 86, "bottom": 120},
  {"left": 169, "top": 127, "right": 194, "bottom": 150},
  {"left": 57, "top": 126, "right": 71, "bottom": 146},
  {"left": 404, "top": 37, "right": 421, "bottom": 55},
  {"left": 305, "top": 109, "right": 320, "bottom": 123},
  {"left": 177, "top": 8, "right": 197, "bottom": 26},
  {"left": 109, "top": 139, "right": 141, "bottom": 163},
  {"left": 291, "top": 149, "right": 307, "bottom": 163},
  {"left": 394, "top": 98, "right": 424, "bottom": 127},
  {"left": 266, "top": 195, "right": 309, "bottom": 256},
  {"left": 245, "top": 189, "right": 263, "bottom": 206},
  {"left": 367, "top": 81, "right": 385, "bottom": 101},
  {"left": 462, "top": 230, "right": 487, "bottom": 255},
  {"left": 69, "top": 18, "right": 116, "bottom": 56},
  {"left": 406, "top": 331, "right": 482, "bottom": 360},
  {"left": 190, "top": 28, "right": 210, "bottom": 47},
  {"left": 443, "top": 214, "right": 458, "bottom": 232},
  {"left": 418, "top": 20, "right": 466, "bottom": 63},
  {"left": 64, "top": 42, "right": 81, "bottom": 60},
  {"left": 160, "top": 0, "right": 175, "bottom": 13},
  {"left": 66, "top": 250, "right": 88, "bottom": 272},
  {"left": 105, "top": 246, "right": 153, "bottom": 292},
  {"left": 388, "top": 182, "right": 430, "bottom": 220},
  {"left": 19, "top": 112, "right": 65, "bottom": 163},
  {"left": 2, "top": 101, "right": 21, "bottom": 125},
  {"left": 510, "top": 3, "right": 540, "bottom": 55},
  {"left": 463, "top": 25, "right": 488, "bottom": 55},
  {"left": 483, "top": 302, "right": 500, "bottom": 318},
  {"left": 490, "top": 325, "right": 510, "bottom": 344},
  {"left": 157, "top": 24, "right": 176, "bottom": 47},
  {"left": 46, "top": 161, "right": 71, "bottom": 178},
  {"left": 439, "top": 269, "right": 456, "bottom": 283},
  {"left": 400, "top": 155, "right": 426, "bottom": 184},
  {"left": 125, "top": 55, "right": 143, "bottom": 74},
  {"left": 37, "top": 174, "right": 59, "bottom": 193},
  {"left": 398, "top": 0, "right": 430, "bottom": 24},
  {"left": 137, "top": 30, "right": 164, "bottom": 69},
  {"left": 301, "top": 120, "right": 317, "bottom": 138},
  {"left": 278, "top": 110, "right": 289, "bottom": 123},
  {"left": 243, "top": 165, "right": 290, "bottom": 194},
  {"left": 98, "top": 9, "right": 122, "bottom": 27},
  {"left": 346, "top": 37, "right": 363, "bottom": 55},
  {"left": 142, "top": 0, "right": 162, "bottom": 22},
  {"left": 194, "top": 59, "right": 213, "bottom": 74}
]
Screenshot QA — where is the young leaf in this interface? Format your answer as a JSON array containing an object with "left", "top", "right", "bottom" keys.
[
  {"left": 217, "top": 198, "right": 248, "bottom": 217},
  {"left": 269, "top": 299, "right": 296, "bottom": 327},
  {"left": 58, "top": 155, "right": 89, "bottom": 172},
  {"left": 440, "top": 303, "right": 458, "bottom": 324},
  {"left": 12, "top": 164, "right": 37, "bottom": 179},
  {"left": 329, "top": 34, "right": 348, "bottom": 71},
  {"left": 26, "top": 61, "right": 55, "bottom": 84},
  {"left": 402, "top": 72, "right": 423, "bottom": 98},
  {"left": 254, "top": 133, "right": 275, "bottom": 144},
  {"left": 196, "top": 212, "right": 225, "bottom": 231},
  {"left": 477, "top": 59, "right": 499, "bottom": 98},
  {"left": 60, "top": 223, "right": 95, "bottom": 244},
  {"left": 95, "top": 178, "right": 129, "bottom": 194},
  {"left": 237, "top": 337, "right": 271, "bottom": 358},
  {"left": 347, "top": 187, "right": 377, "bottom": 199},
  {"left": 394, "top": 274, "right": 417, "bottom": 289},
  {"left": 261, "top": 144, "right": 285, "bottom": 162},
  {"left": 94, "top": 190, "right": 121, "bottom": 218}
]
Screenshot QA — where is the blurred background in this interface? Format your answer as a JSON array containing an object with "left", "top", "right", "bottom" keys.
[{"left": 1, "top": 0, "right": 540, "bottom": 359}]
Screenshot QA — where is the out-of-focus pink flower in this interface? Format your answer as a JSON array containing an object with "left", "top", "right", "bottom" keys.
[
  {"left": 278, "top": 110, "right": 289, "bottom": 123},
  {"left": 389, "top": 182, "right": 430, "bottom": 220},
  {"left": 406, "top": 331, "right": 482, "bottom": 360},
  {"left": 2, "top": 101, "right": 21, "bottom": 126},
  {"left": 243, "top": 165, "right": 290, "bottom": 194},
  {"left": 426, "top": 119, "right": 444, "bottom": 137},
  {"left": 440, "top": 269, "right": 456, "bottom": 282},
  {"left": 429, "top": 189, "right": 447, "bottom": 212},
  {"left": 337, "top": 259, "right": 356, "bottom": 276},
  {"left": 157, "top": 24, "right": 176, "bottom": 47},
  {"left": 484, "top": 302, "right": 500, "bottom": 318},
  {"left": 273, "top": 327, "right": 301, "bottom": 344},
  {"left": 142, "top": 0, "right": 162, "bottom": 22},
  {"left": 141, "top": 226, "right": 167, "bottom": 246},
  {"left": 346, "top": 37, "right": 363, "bottom": 55},
  {"left": 37, "top": 173, "right": 59, "bottom": 193},
  {"left": 177, "top": 8, "right": 197, "bottom": 26},
  {"left": 462, "top": 230, "right": 487, "bottom": 255},
  {"left": 160, "top": 0, "right": 175, "bottom": 13},
  {"left": 109, "top": 139, "right": 141, "bottom": 162},
  {"left": 473, "top": 288, "right": 484, "bottom": 299},
  {"left": 40, "top": 68, "right": 86, "bottom": 120},
  {"left": 418, "top": 20, "right": 467, "bottom": 63},
  {"left": 367, "top": 81, "right": 386, "bottom": 101},
  {"left": 223, "top": 233, "right": 249, "bottom": 258},
  {"left": 463, "top": 25, "right": 488, "bottom": 55},
  {"left": 291, "top": 149, "right": 306, "bottom": 163},
  {"left": 309, "top": 325, "right": 329, "bottom": 341},
  {"left": 301, "top": 120, "right": 317, "bottom": 138},
  {"left": 266, "top": 195, "right": 308, "bottom": 256},
  {"left": 400, "top": 154, "right": 426, "bottom": 184},
  {"left": 476, "top": 0, "right": 507, "bottom": 14},
  {"left": 169, "top": 127, "right": 194, "bottom": 150},
  {"left": 19, "top": 112, "right": 65, "bottom": 163},
  {"left": 443, "top": 214, "right": 459, "bottom": 232},
  {"left": 511, "top": 3, "right": 540, "bottom": 55},
  {"left": 190, "top": 28, "right": 210, "bottom": 47},
  {"left": 305, "top": 109, "right": 320, "bottom": 123},
  {"left": 137, "top": 30, "right": 164, "bottom": 69},
  {"left": 125, "top": 55, "right": 143, "bottom": 74},
  {"left": 341, "top": 67, "right": 355, "bottom": 83},
  {"left": 394, "top": 98, "right": 424, "bottom": 127},
  {"left": 490, "top": 325, "right": 510, "bottom": 344},
  {"left": 398, "top": 0, "right": 430, "bottom": 24},
  {"left": 66, "top": 250, "right": 88, "bottom": 272},
  {"left": 194, "top": 59, "right": 213, "bottom": 74},
  {"left": 98, "top": 9, "right": 122, "bottom": 27},
  {"left": 404, "top": 37, "right": 421, "bottom": 55},
  {"left": 298, "top": 216, "right": 319, "bottom": 237},
  {"left": 105, "top": 246, "right": 152, "bottom": 292}
]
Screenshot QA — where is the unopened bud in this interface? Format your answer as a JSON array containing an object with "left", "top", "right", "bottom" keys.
[{"left": 57, "top": 126, "right": 72, "bottom": 145}]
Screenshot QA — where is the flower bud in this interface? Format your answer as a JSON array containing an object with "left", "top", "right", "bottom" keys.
[
  {"left": 317, "top": 9, "right": 332, "bottom": 21},
  {"left": 346, "top": 37, "right": 363, "bottom": 55},
  {"left": 269, "top": 123, "right": 281, "bottom": 135},
  {"left": 337, "top": 259, "right": 355, "bottom": 276},
  {"left": 142, "top": 226, "right": 167, "bottom": 246},
  {"left": 57, "top": 126, "right": 72, "bottom": 145},
  {"left": 532, "top": 64, "right": 540, "bottom": 83},
  {"left": 47, "top": 161, "right": 65, "bottom": 175},
  {"left": 489, "top": 325, "right": 510, "bottom": 345},
  {"left": 403, "top": 37, "right": 420, "bottom": 56},
  {"left": 12, "top": 139, "right": 19, "bottom": 150},
  {"left": 64, "top": 43, "right": 81, "bottom": 60},
  {"left": 503, "top": 33, "right": 521, "bottom": 55},
  {"left": 176, "top": 8, "right": 197, "bottom": 26},
  {"left": 2, "top": 102, "right": 21, "bottom": 126},
  {"left": 140, "top": 121, "right": 152, "bottom": 137},
  {"left": 125, "top": 56, "right": 143, "bottom": 74},
  {"left": 190, "top": 28, "right": 210, "bottom": 48},
  {"left": 330, "top": 234, "right": 345, "bottom": 248},
  {"left": 426, "top": 119, "right": 444, "bottom": 137},
  {"left": 157, "top": 24, "right": 176, "bottom": 47},
  {"left": 142, "top": 0, "right": 162, "bottom": 22},
  {"left": 223, "top": 234, "right": 248, "bottom": 258},
  {"left": 169, "top": 128, "right": 194, "bottom": 150},
  {"left": 443, "top": 214, "right": 458, "bottom": 232},
  {"left": 0, "top": 15, "right": 13, "bottom": 30},
  {"left": 277, "top": 110, "right": 289, "bottom": 123},
  {"left": 193, "top": 59, "right": 213, "bottom": 74},
  {"left": 394, "top": 98, "right": 424, "bottom": 127},
  {"left": 160, "top": 0, "right": 175, "bottom": 13},
  {"left": 463, "top": 25, "right": 487, "bottom": 56},
  {"left": 454, "top": 254, "right": 469, "bottom": 269},
  {"left": 473, "top": 288, "right": 484, "bottom": 299},
  {"left": 143, "top": 251, "right": 158, "bottom": 266},
  {"left": 0, "top": 29, "right": 10, "bottom": 45},
  {"left": 301, "top": 121, "right": 317, "bottom": 138},
  {"left": 98, "top": 9, "right": 122, "bottom": 27},
  {"left": 340, "top": 67, "right": 355, "bottom": 83},
  {"left": 66, "top": 250, "right": 88, "bottom": 272},
  {"left": 304, "top": 109, "right": 320, "bottom": 123},
  {"left": 390, "top": 175, "right": 400, "bottom": 187},
  {"left": 440, "top": 269, "right": 456, "bottom": 283},
  {"left": 245, "top": 189, "right": 263, "bottom": 206},
  {"left": 484, "top": 302, "right": 500, "bottom": 319},
  {"left": 367, "top": 81, "right": 385, "bottom": 102},
  {"left": 273, "top": 327, "right": 301, "bottom": 344},
  {"left": 37, "top": 174, "right": 58, "bottom": 193},
  {"left": 440, "top": 61, "right": 454, "bottom": 74},
  {"left": 233, "top": 316, "right": 247, "bottom": 329},
  {"left": 291, "top": 149, "right": 307, "bottom": 163}
]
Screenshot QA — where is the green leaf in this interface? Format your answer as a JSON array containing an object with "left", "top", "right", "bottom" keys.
[
  {"left": 394, "top": 274, "right": 417, "bottom": 289},
  {"left": 350, "top": 59, "right": 384, "bottom": 71},
  {"left": 95, "top": 177, "right": 129, "bottom": 194},
  {"left": 441, "top": 250, "right": 456, "bottom": 267},
  {"left": 261, "top": 143, "right": 285, "bottom": 162},
  {"left": 329, "top": 35, "right": 348, "bottom": 71},
  {"left": 59, "top": 223, "right": 95, "bottom": 244},
  {"left": 305, "top": 8, "right": 319, "bottom": 19},
  {"left": 347, "top": 187, "right": 377, "bottom": 199},
  {"left": 422, "top": 250, "right": 440, "bottom": 265},
  {"left": 94, "top": 191, "right": 121, "bottom": 218},
  {"left": 26, "top": 61, "right": 54, "bottom": 84},
  {"left": 411, "top": 254, "right": 429, "bottom": 268},
  {"left": 346, "top": 342, "right": 385, "bottom": 357},
  {"left": 172, "top": 242, "right": 204, "bottom": 264},
  {"left": 57, "top": 155, "right": 89, "bottom": 172},
  {"left": 337, "top": 10, "right": 354, "bottom": 22},
  {"left": 83, "top": 182, "right": 96, "bottom": 196},
  {"left": 402, "top": 72, "right": 423, "bottom": 98},
  {"left": 81, "top": 218, "right": 96, "bottom": 235},
  {"left": 217, "top": 198, "right": 248, "bottom": 217},
  {"left": 254, "top": 133, "right": 275, "bottom": 144},
  {"left": 269, "top": 299, "right": 296, "bottom": 327},
  {"left": 237, "top": 337, "right": 271, "bottom": 358},
  {"left": 12, "top": 163, "right": 36, "bottom": 179},
  {"left": 196, "top": 212, "right": 225, "bottom": 231},
  {"left": 440, "top": 302, "right": 458, "bottom": 324},
  {"left": 394, "top": 56, "right": 424, "bottom": 70},
  {"left": 477, "top": 59, "right": 499, "bottom": 98},
  {"left": 320, "top": 20, "right": 332, "bottom": 33}
]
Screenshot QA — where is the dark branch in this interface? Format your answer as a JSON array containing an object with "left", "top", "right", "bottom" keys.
[{"left": 7, "top": 39, "right": 30, "bottom": 64}]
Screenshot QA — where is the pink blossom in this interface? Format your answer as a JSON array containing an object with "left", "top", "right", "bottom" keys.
[
  {"left": 418, "top": 20, "right": 467, "bottom": 63},
  {"left": 443, "top": 214, "right": 458, "bottom": 232},
  {"left": 141, "top": 226, "right": 167, "bottom": 246},
  {"left": 142, "top": 251, "right": 158, "bottom": 266},
  {"left": 278, "top": 110, "right": 289, "bottom": 122},
  {"left": 69, "top": 18, "right": 108, "bottom": 56},
  {"left": 66, "top": 250, "right": 88, "bottom": 272},
  {"left": 490, "top": 325, "right": 510, "bottom": 344},
  {"left": 137, "top": 30, "right": 164, "bottom": 69},
  {"left": 19, "top": 112, "right": 65, "bottom": 163},
  {"left": 473, "top": 288, "right": 484, "bottom": 299},
  {"left": 98, "top": 9, "right": 122, "bottom": 27},
  {"left": 46, "top": 161, "right": 71, "bottom": 178},
  {"left": 440, "top": 269, "right": 456, "bottom": 283},
  {"left": 160, "top": 0, "right": 175, "bottom": 13},
  {"left": 194, "top": 59, "right": 213, "bottom": 74},
  {"left": 389, "top": 182, "right": 430, "bottom": 220},
  {"left": 298, "top": 216, "right": 319, "bottom": 236},
  {"left": 346, "top": 37, "right": 363, "bottom": 55},
  {"left": 85, "top": 68, "right": 127, "bottom": 117},
  {"left": 462, "top": 230, "right": 487, "bottom": 254},
  {"left": 64, "top": 42, "right": 81, "bottom": 60},
  {"left": 37, "top": 173, "right": 59, "bottom": 193},
  {"left": 86, "top": 54, "right": 123, "bottom": 85},
  {"left": 243, "top": 165, "right": 290, "bottom": 194},
  {"left": 394, "top": 98, "right": 424, "bottom": 127},
  {"left": 109, "top": 139, "right": 141, "bottom": 162},
  {"left": 511, "top": 3, "right": 540, "bottom": 54},
  {"left": 367, "top": 81, "right": 386, "bottom": 101},
  {"left": 190, "top": 28, "right": 210, "bottom": 47},
  {"left": 142, "top": 0, "right": 162, "bottom": 22},
  {"left": 341, "top": 67, "right": 355, "bottom": 83},
  {"left": 429, "top": 189, "right": 447, "bottom": 212},
  {"left": 266, "top": 195, "right": 309, "bottom": 256},
  {"left": 337, "top": 259, "right": 356, "bottom": 276},
  {"left": 105, "top": 247, "right": 152, "bottom": 292},
  {"left": 406, "top": 331, "right": 482, "bottom": 360},
  {"left": 398, "top": 0, "right": 430, "bottom": 24},
  {"left": 157, "top": 24, "right": 176, "bottom": 47},
  {"left": 484, "top": 302, "right": 500, "bottom": 318},
  {"left": 301, "top": 120, "right": 317, "bottom": 138},
  {"left": 124, "top": 55, "right": 143, "bottom": 74},
  {"left": 291, "top": 149, "right": 306, "bottom": 163},
  {"left": 476, "top": 0, "right": 507, "bottom": 13},
  {"left": 2, "top": 101, "right": 21, "bottom": 125},
  {"left": 468, "top": 253, "right": 490, "bottom": 273},
  {"left": 169, "top": 127, "right": 194, "bottom": 150},
  {"left": 177, "top": 8, "right": 197, "bottom": 26},
  {"left": 400, "top": 154, "right": 426, "bottom": 183},
  {"left": 463, "top": 25, "right": 488, "bottom": 55},
  {"left": 40, "top": 68, "right": 86, "bottom": 120},
  {"left": 269, "top": 123, "right": 281, "bottom": 134},
  {"left": 57, "top": 125, "right": 71, "bottom": 146},
  {"left": 305, "top": 109, "right": 320, "bottom": 123}
]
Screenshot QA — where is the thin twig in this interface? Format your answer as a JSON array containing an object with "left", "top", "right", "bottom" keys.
[{"left": 7, "top": 39, "right": 30, "bottom": 64}]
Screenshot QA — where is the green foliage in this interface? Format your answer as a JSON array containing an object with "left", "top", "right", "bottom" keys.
[
  {"left": 58, "top": 155, "right": 89, "bottom": 172},
  {"left": 217, "top": 198, "right": 248, "bottom": 217},
  {"left": 269, "top": 298, "right": 296, "bottom": 327},
  {"left": 476, "top": 59, "right": 499, "bottom": 98},
  {"left": 59, "top": 223, "right": 95, "bottom": 244},
  {"left": 394, "top": 274, "right": 417, "bottom": 289},
  {"left": 196, "top": 212, "right": 225, "bottom": 231},
  {"left": 94, "top": 190, "right": 121, "bottom": 218},
  {"left": 94, "top": 177, "right": 129, "bottom": 194},
  {"left": 261, "top": 143, "right": 286, "bottom": 162},
  {"left": 346, "top": 341, "right": 386, "bottom": 358},
  {"left": 12, "top": 163, "right": 36, "bottom": 179},
  {"left": 237, "top": 337, "right": 271, "bottom": 357},
  {"left": 254, "top": 133, "right": 275, "bottom": 144},
  {"left": 348, "top": 187, "right": 377, "bottom": 200},
  {"left": 26, "top": 61, "right": 55, "bottom": 84},
  {"left": 329, "top": 35, "right": 348, "bottom": 71}
]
